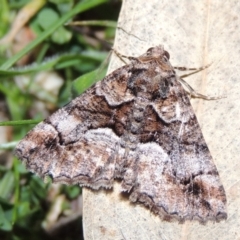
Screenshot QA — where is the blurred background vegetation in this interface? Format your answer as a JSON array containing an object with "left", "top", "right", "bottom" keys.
[{"left": 0, "top": 0, "right": 121, "bottom": 239}]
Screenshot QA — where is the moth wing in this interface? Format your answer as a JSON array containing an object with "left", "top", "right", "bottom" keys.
[
  {"left": 121, "top": 79, "right": 227, "bottom": 222},
  {"left": 14, "top": 65, "right": 135, "bottom": 188}
]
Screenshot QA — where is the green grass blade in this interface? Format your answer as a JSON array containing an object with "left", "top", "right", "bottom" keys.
[
  {"left": 0, "top": 0, "right": 107, "bottom": 70},
  {"left": 0, "top": 119, "right": 41, "bottom": 126}
]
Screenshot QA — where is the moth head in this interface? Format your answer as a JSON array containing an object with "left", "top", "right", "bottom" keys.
[
  {"left": 145, "top": 45, "right": 170, "bottom": 59},
  {"left": 139, "top": 45, "right": 171, "bottom": 67}
]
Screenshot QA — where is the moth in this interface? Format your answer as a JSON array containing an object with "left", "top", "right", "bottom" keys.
[{"left": 15, "top": 45, "right": 227, "bottom": 223}]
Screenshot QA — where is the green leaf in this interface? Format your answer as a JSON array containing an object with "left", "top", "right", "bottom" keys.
[
  {"left": 71, "top": 67, "right": 107, "bottom": 97},
  {"left": 37, "top": 8, "right": 59, "bottom": 30},
  {"left": 51, "top": 26, "right": 72, "bottom": 44},
  {"left": 30, "top": 176, "right": 48, "bottom": 199},
  {"left": 0, "top": 0, "right": 108, "bottom": 70},
  {"left": 62, "top": 185, "right": 81, "bottom": 199},
  {"left": 0, "top": 205, "right": 12, "bottom": 231},
  {"left": 0, "top": 171, "right": 15, "bottom": 200},
  {"left": 17, "top": 201, "right": 31, "bottom": 218}
]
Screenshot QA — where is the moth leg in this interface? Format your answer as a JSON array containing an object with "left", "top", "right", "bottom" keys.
[
  {"left": 174, "top": 65, "right": 210, "bottom": 71},
  {"left": 175, "top": 64, "right": 212, "bottom": 78},
  {"left": 175, "top": 63, "right": 224, "bottom": 100},
  {"left": 178, "top": 77, "right": 223, "bottom": 100}
]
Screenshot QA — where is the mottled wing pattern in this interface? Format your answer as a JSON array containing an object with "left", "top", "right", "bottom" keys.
[
  {"left": 121, "top": 78, "right": 226, "bottom": 222},
  {"left": 15, "top": 65, "right": 134, "bottom": 189},
  {"left": 15, "top": 45, "right": 227, "bottom": 223}
]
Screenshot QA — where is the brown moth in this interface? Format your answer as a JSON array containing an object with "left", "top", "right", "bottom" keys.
[{"left": 15, "top": 46, "right": 227, "bottom": 223}]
